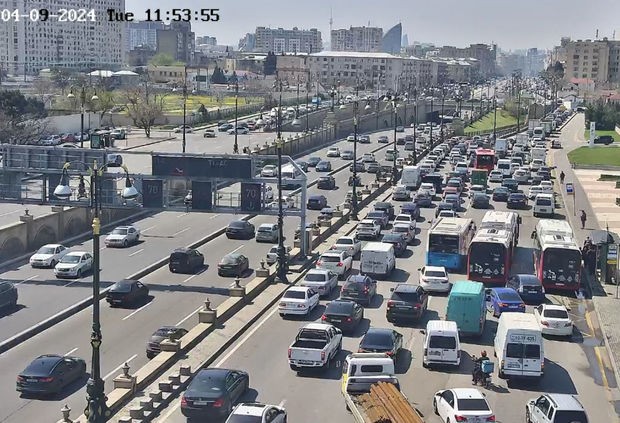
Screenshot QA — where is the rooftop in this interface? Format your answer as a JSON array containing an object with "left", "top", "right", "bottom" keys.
[{"left": 309, "top": 51, "right": 398, "bottom": 59}]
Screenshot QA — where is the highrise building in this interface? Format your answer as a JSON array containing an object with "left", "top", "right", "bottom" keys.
[
  {"left": 330, "top": 26, "right": 383, "bottom": 52},
  {"left": 382, "top": 23, "right": 402, "bottom": 54},
  {"left": 437, "top": 43, "right": 497, "bottom": 77},
  {"left": 156, "top": 22, "right": 195, "bottom": 64},
  {"left": 253, "top": 27, "right": 322, "bottom": 54},
  {"left": 563, "top": 38, "right": 620, "bottom": 84},
  {"left": 127, "top": 21, "right": 164, "bottom": 52},
  {"left": 0, "top": 0, "right": 126, "bottom": 75}
]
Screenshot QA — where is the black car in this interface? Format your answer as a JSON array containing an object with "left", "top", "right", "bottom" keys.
[
  {"left": 507, "top": 192, "right": 528, "bottom": 209},
  {"left": 349, "top": 162, "right": 365, "bottom": 172},
  {"left": 506, "top": 274, "right": 545, "bottom": 304},
  {"left": 381, "top": 233, "right": 408, "bottom": 257},
  {"left": 295, "top": 160, "right": 309, "bottom": 172},
  {"left": 374, "top": 202, "right": 395, "bottom": 220},
  {"left": 414, "top": 191, "right": 433, "bottom": 207},
  {"left": 317, "top": 176, "right": 336, "bottom": 190},
  {"left": 492, "top": 187, "right": 509, "bottom": 202},
  {"left": 218, "top": 253, "right": 250, "bottom": 277},
  {"left": 340, "top": 274, "right": 377, "bottom": 306},
  {"left": 181, "top": 368, "right": 249, "bottom": 420},
  {"left": 358, "top": 328, "right": 404, "bottom": 359},
  {"left": 386, "top": 284, "right": 429, "bottom": 323},
  {"left": 435, "top": 201, "right": 455, "bottom": 217},
  {"left": 501, "top": 178, "right": 519, "bottom": 193},
  {"left": 316, "top": 160, "right": 332, "bottom": 172},
  {"left": 106, "top": 279, "right": 149, "bottom": 307},
  {"left": 0, "top": 280, "right": 18, "bottom": 310},
  {"left": 226, "top": 220, "right": 255, "bottom": 239},
  {"left": 321, "top": 299, "right": 364, "bottom": 333},
  {"left": 218, "top": 123, "right": 233, "bottom": 132},
  {"left": 307, "top": 194, "right": 328, "bottom": 210},
  {"left": 17, "top": 354, "right": 86, "bottom": 396},
  {"left": 471, "top": 192, "right": 490, "bottom": 209},
  {"left": 536, "top": 169, "right": 551, "bottom": 181},
  {"left": 594, "top": 135, "right": 614, "bottom": 145},
  {"left": 307, "top": 156, "right": 322, "bottom": 167},
  {"left": 400, "top": 202, "right": 420, "bottom": 220},
  {"left": 146, "top": 326, "right": 188, "bottom": 359},
  {"left": 396, "top": 137, "right": 406, "bottom": 145},
  {"left": 169, "top": 248, "right": 205, "bottom": 273}
]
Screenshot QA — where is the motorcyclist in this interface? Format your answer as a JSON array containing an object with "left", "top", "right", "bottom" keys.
[{"left": 472, "top": 350, "right": 490, "bottom": 384}]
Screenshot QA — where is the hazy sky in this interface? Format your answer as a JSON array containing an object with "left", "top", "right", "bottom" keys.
[{"left": 125, "top": 0, "right": 620, "bottom": 50}]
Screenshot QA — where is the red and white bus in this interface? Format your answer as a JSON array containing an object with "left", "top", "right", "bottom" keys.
[
  {"left": 468, "top": 228, "right": 514, "bottom": 285},
  {"left": 533, "top": 219, "right": 582, "bottom": 292},
  {"left": 480, "top": 211, "right": 521, "bottom": 249},
  {"left": 474, "top": 148, "right": 495, "bottom": 172}
]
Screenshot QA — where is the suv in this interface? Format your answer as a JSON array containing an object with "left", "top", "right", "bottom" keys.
[
  {"left": 355, "top": 219, "right": 381, "bottom": 240},
  {"left": 526, "top": 393, "right": 588, "bottom": 423},
  {"left": 0, "top": 281, "right": 18, "bottom": 310},
  {"left": 169, "top": 248, "right": 205, "bottom": 273},
  {"left": 386, "top": 284, "right": 429, "bottom": 323},
  {"left": 256, "top": 223, "right": 279, "bottom": 243}
]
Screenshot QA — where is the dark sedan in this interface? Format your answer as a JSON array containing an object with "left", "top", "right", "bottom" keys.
[
  {"left": 146, "top": 326, "right": 188, "bottom": 359},
  {"left": 317, "top": 176, "right": 336, "bottom": 190},
  {"left": 492, "top": 187, "right": 509, "bottom": 202},
  {"left": 321, "top": 299, "right": 364, "bottom": 333},
  {"left": 218, "top": 253, "right": 250, "bottom": 277},
  {"left": 307, "top": 194, "right": 328, "bottom": 210},
  {"left": 501, "top": 178, "right": 519, "bottom": 193},
  {"left": 295, "top": 160, "right": 309, "bottom": 172},
  {"left": 340, "top": 274, "right": 377, "bottom": 306},
  {"left": 169, "top": 248, "right": 205, "bottom": 273},
  {"left": 381, "top": 233, "right": 408, "bottom": 257},
  {"left": 316, "top": 161, "right": 332, "bottom": 172},
  {"left": 226, "top": 220, "right": 255, "bottom": 239},
  {"left": 106, "top": 279, "right": 149, "bottom": 307},
  {"left": 307, "top": 156, "right": 322, "bottom": 167},
  {"left": 471, "top": 192, "right": 490, "bottom": 209},
  {"left": 507, "top": 192, "right": 528, "bottom": 209},
  {"left": 506, "top": 274, "right": 545, "bottom": 304},
  {"left": 17, "top": 355, "right": 86, "bottom": 396},
  {"left": 435, "top": 202, "right": 455, "bottom": 217},
  {"left": 386, "top": 284, "right": 429, "bottom": 323},
  {"left": 400, "top": 202, "right": 420, "bottom": 220},
  {"left": 349, "top": 162, "right": 365, "bottom": 172},
  {"left": 414, "top": 192, "right": 433, "bottom": 207},
  {"left": 358, "top": 328, "right": 403, "bottom": 360},
  {"left": 181, "top": 368, "right": 249, "bottom": 420},
  {"left": 443, "top": 194, "right": 461, "bottom": 211}
]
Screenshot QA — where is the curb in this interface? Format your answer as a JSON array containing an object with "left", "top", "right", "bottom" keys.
[
  {"left": 591, "top": 291, "right": 620, "bottom": 389},
  {"left": 120, "top": 137, "right": 176, "bottom": 151}
]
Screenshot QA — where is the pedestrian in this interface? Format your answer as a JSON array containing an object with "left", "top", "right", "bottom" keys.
[
  {"left": 580, "top": 210, "right": 587, "bottom": 229},
  {"left": 560, "top": 171, "right": 565, "bottom": 184},
  {"left": 584, "top": 237, "right": 592, "bottom": 248}
]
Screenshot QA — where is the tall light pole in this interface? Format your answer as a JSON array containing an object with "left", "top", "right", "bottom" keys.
[
  {"left": 305, "top": 72, "right": 310, "bottom": 132},
  {"left": 440, "top": 86, "right": 445, "bottom": 143},
  {"left": 412, "top": 87, "right": 418, "bottom": 165},
  {"left": 329, "top": 85, "right": 337, "bottom": 112},
  {"left": 54, "top": 161, "right": 139, "bottom": 423},
  {"left": 233, "top": 80, "right": 239, "bottom": 154},
  {"left": 516, "top": 76, "right": 522, "bottom": 133},
  {"left": 385, "top": 93, "right": 402, "bottom": 186},
  {"left": 492, "top": 93, "right": 498, "bottom": 141},
  {"left": 351, "top": 100, "right": 360, "bottom": 220},
  {"left": 429, "top": 89, "right": 434, "bottom": 148},
  {"left": 273, "top": 77, "right": 288, "bottom": 283},
  {"left": 67, "top": 86, "right": 98, "bottom": 148}
]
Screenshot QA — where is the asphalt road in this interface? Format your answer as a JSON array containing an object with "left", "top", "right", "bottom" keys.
[
  {"left": 155, "top": 133, "right": 619, "bottom": 422},
  {"left": 0, "top": 128, "right": 403, "bottom": 423}
]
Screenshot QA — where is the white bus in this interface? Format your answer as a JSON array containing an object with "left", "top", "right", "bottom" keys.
[{"left": 427, "top": 217, "right": 476, "bottom": 271}]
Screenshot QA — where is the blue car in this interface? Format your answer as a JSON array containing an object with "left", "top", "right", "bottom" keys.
[
  {"left": 485, "top": 287, "right": 525, "bottom": 317},
  {"left": 506, "top": 274, "right": 545, "bottom": 304}
]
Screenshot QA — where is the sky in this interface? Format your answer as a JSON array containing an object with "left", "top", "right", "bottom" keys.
[{"left": 125, "top": 0, "right": 620, "bottom": 51}]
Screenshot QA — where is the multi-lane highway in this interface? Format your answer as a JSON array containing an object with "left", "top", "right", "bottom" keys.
[{"left": 0, "top": 127, "right": 401, "bottom": 422}]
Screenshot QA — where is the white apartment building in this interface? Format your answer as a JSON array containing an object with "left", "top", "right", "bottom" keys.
[
  {"left": 564, "top": 39, "right": 611, "bottom": 84},
  {"left": 331, "top": 26, "right": 383, "bottom": 52},
  {"left": 0, "top": 0, "right": 126, "bottom": 75}
]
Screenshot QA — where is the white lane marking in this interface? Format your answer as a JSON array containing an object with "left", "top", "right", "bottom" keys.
[
  {"left": 183, "top": 273, "right": 199, "bottom": 283},
  {"left": 176, "top": 213, "right": 188, "bottom": 219},
  {"left": 173, "top": 227, "right": 190, "bottom": 236},
  {"left": 64, "top": 347, "right": 78, "bottom": 356},
  {"left": 0, "top": 209, "right": 20, "bottom": 217},
  {"left": 209, "top": 214, "right": 220, "bottom": 219},
  {"left": 103, "top": 354, "right": 138, "bottom": 381},
  {"left": 143, "top": 225, "right": 156, "bottom": 232},
  {"left": 278, "top": 399, "right": 287, "bottom": 408},
  {"left": 63, "top": 279, "right": 79, "bottom": 287},
  {"left": 100, "top": 246, "right": 106, "bottom": 251},
  {"left": 122, "top": 302, "right": 153, "bottom": 321},
  {"left": 16, "top": 275, "right": 38, "bottom": 285},
  {"left": 176, "top": 305, "right": 204, "bottom": 327},
  {"left": 128, "top": 248, "right": 144, "bottom": 257},
  {"left": 228, "top": 245, "right": 244, "bottom": 255}
]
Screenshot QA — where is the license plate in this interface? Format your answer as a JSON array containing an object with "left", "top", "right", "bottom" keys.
[
  {"left": 193, "top": 401, "right": 208, "bottom": 406},
  {"left": 299, "top": 360, "right": 313, "bottom": 365},
  {"left": 397, "top": 306, "right": 412, "bottom": 310},
  {"left": 330, "top": 319, "right": 341, "bottom": 322},
  {"left": 528, "top": 290, "right": 538, "bottom": 294},
  {"left": 27, "top": 378, "right": 38, "bottom": 382}
]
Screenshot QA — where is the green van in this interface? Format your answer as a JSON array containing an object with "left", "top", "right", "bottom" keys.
[{"left": 446, "top": 280, "right": 486, "bottom": 336}]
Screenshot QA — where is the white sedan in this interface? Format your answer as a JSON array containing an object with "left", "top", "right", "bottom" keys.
[
  {"left": 534, "top": 304, "right": 573, "bottom": 336},
  {"left": 105, "top": 225, "right": 140, "bottom": 248},
  {"left": 488, "top": 170, "right": 503, "bottom": 183},
  {"left": 433, "top": 388, "right": 495, "bottom": 423},
  {"left": 54, "top": 251, "right": 93, "bottom": 278},
  {"left": 330, "top": 236, "right": 362, "bottom": 257},
  {"left": 419, "top": 266, "right": 450, "bottom": 292},
  {"left": 537, "top": 180, "right": 554, "bottom": 194},
  {"left": 278, "top": 286, "right": 320, "bottom": 317},
  {"left": 260, "top": 165, "right": 278, "bottom": 177},
  {"left": 29, "top": 244, "right": 69, "bottom": 268},
  {"left": 393, "top": 214, "right": 417, "bottom": 230},
  {"left": 326, "top": 147, "right": 340, "bottom": 157}
]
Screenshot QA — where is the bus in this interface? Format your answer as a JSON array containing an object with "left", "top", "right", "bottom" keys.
[
  {"left": 427, "top": 217, "right": 477, "bottom": 271},
  {"left": 480, "top": 211, "right": 521, "bottom": 248},
  {"left": 474, "top": 148, "right": 495, "bottom": 172},
  {"left": 533, "top": 219, "right": 582, "bottom": 292},
  {"left": 468, "top": 228, "right": 513, "bottom": 285}
]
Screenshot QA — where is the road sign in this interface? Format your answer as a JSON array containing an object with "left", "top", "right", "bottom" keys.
[
  {"left": 152, "top": 155, "right": 252, "bottom": 179},
  {"left": 240, "top": 183, "right": 262, "bottom": 212},
  {"left": 566, "top": 183, "right": 574, "bottom": 195},
  {"left": 142, "top": 179, "right": 164, "bottom": 208}
]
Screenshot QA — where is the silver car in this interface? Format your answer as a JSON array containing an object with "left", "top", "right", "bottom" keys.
[
  {"left": 105, "top": 225, "right": 140, "bottom": 248},
  {"left": 256, "top": 223, "right": 279, "bottom": 243},
  {"left": 301, "top": 269, "right": 338, "bottom": 297}
]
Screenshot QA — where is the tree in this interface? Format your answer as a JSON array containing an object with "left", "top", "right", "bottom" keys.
[
  {"left": 585, "top": 100, "right": 620, "bottom": 130},
  {"left": 210, "top": 66, "right": 227, "bottom": 84},
  {"left": 0, "top": 90, "right": 48, "bottom": 144},
  {"left": 124, "top": 84, "right": 165, "bottom": 138},
  {"left": 50, "top": 68, "right": 71, "bottom": 94},
  {"left": 149, "top": 53, "right": 177, "bottom": 66},
  {"left": 264, "top": 51, "right": 277, "bottom": 75},
  {"left": 91, "top": 91, "right": 117, "bottom": 124}
]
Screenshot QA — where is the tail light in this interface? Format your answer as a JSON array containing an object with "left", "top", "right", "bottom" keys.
[
  {"left": 279, "top": 302, "right": 286, "bottom": 307},
  {"left": 40, "top": 377, "right": 54, "bottom": 383},
  {"left": 363, "top": 287, "right": 369, "bottom": 294},
  {"left": 486, "top": 416, "right": 496, "bottom": 421},
  {"left": 387, "top": 300, "right": 395, "bottom": 308},
  {"left": 455, "top": 416, "right": 467, "bottom": 422},
  {"left": 346, "top": 317, "right": 352, "bottom": 322},
  {"left": 212, "top": 398, "right": 224, "bottom": 408},
  {"left": 16, "top": 375, "right": 25, "bottom": 382},
  {"left": 337, "top": 262, "right": 343, "bottom": 267},
  {"left": 321, "top": 351, "right": 326, "bottom": 361},
  {"left": 385, "top": 351, "right": 394, "bottom": 357},
  {"left": 181, "top": 396, "right": 187, "bottom": 407},
  {"left": 321, "top": 314, "right": 327, "bottom": 321},
  {"left": 288, "top": 348, "right": 292, "bottom": 358},
  {"left": 316, "top": 260, "right": 322, "bottom": 266}
]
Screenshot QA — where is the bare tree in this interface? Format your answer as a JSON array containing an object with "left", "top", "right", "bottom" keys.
[
  {"left": 124, "top": 87, "right": 165, "bottom": 138},
  {"left": 89, "top": 90, "right": 117, "bottom": 125}
]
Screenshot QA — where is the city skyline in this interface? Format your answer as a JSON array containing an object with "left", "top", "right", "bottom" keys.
[{"left": 126, "top": 0, "right": 620, "bottom": 50}]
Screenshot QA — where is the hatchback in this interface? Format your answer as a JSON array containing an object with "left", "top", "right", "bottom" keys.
[
  {"left": 486, "top": 287, "right": 526, "bottom": 317},
  {"left": 146, "top": 326, "right": 188, "bottom": 359},
  {"left": 226, "top": 220, "right": 255, "bottom": 239},
  {"left": 321, "top": 299, "right": 364, "bottom": 333},
  {"left": 106, "top": 279, "right": 149, "bottom": 307},
  {"left": 17, "top": 354, "right": 86, "bottom": 396},
  {"left": 315, "top": 161, "right": 332, "bottom": 172},
  {"left": 169, "top": 248, "right": 205, "bottom": 273},
  {"left": 307, "top": 194, "right": 328, "bottom": 210},
  {"left": 358, "top": 328, "right": 403, "bottom": 359},
  {"left": 181, "top": 369, "right": 249, "bottom": 420},
  {"left": 381, "top": 233, "right": 408, "bottom": 257},
  {"left": 340, "top": 274, "right": 377, "bottom": 306},
  {"left": 256, "top": 223, "right": 279, "bottom": 243},
  {"left": 218, "top": 253, "right": 250, "bottom": 277},
  {"left": 386, "top": 284, "right": 429, "bottom": 322}
]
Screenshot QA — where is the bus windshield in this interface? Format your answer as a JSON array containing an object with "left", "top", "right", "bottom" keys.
[
  {"left": 469, "top": 242, "right": 506, "bottom": 276},
  {"left": 476, "top": 154, "right": 494, "bottom": 167},
  {"left": 543, "top": 248, "right": 581, "bottom": 285},
  {"left": 429, "top": 234, "right": 459, "bottom": 254}
]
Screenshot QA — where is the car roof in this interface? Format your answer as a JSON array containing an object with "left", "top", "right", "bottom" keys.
[
  {"left": 258, "top": 223, "right": 276, "bottom": 228},
  {"left": 452, "top": 388, "right": 486, "bottom": 399},
  {"left": 424, "top": 265, "right": 446, "bottom": 272},
  {"left": 42, "top": 243, "right": 64, "bottom": 248},
  {"left": 287, "top": 286, "right": 311, "bottom": 293},
  {"left": 545, "top": 393, "right": 586, "bottom": 410},
  {"left": 66, "top": 251, "right": 88, "bottom": 256},
  {"left": 232, "top": 403, "right": 270, "bottom": 417},
  {"left": 541, "top": 304, "right": 568, "bottom": 311},
  {"left": 307, "top": 268, "right": 330, "bottom": 275},
  {"left": 360, "top": 219, "right": 376, "bottom": 224},
  {"left": 394, "top": 283, "right": 420, "bottom": 293}
]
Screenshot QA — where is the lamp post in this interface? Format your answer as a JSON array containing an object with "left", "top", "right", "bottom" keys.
[
  {"left": 273, "top": 77, "right": 288, "bottom": 283},
  {"left": 53, "top": 161, "right": 139, "bottom": 423},
  {"left": 486, "top": 83, "right": 491, "bottom": 113},
  {"left": 429, "top": 90, "right": 434, "bottom": 148},
  {"left": 385, "top": 93, "right": 402, "bottom": 186},
  {"left": 351, "top": 100, "right": 360, "bottom": 220},
  {"left": 329, "top": 85, "right": 337, "bottom": 112},
  {"left": 305, "top": 72, "right": 310, "bottom": 132},
  {"left": 234, "top": 80, "right": 239, "bottom": 154},
  {"left": 67, "top": 86, "right": 98, "bottom": 148},
  {"left": 440, "top": 86, "right": 445, "bottom": 143},
  {"left": 516, "top": 77, "right": 522, "bottom": 133},
  {"left": 492, "top": 91, "right": 498, "bottom": 141},
  {"left": 412, "top": 87, "right": 418, "bottom": 165}
]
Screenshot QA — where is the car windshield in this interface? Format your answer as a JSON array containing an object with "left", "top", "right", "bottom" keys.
[
  {"left": 37, "top": 246, "right": 56, "bottom": 255},
  {"left": 305, "top": 273, "right": 326, "bottom": 282},
  {"left": 229, "top": 221, "right": 246, "bottom": 228},
  {"left": 497, "top": 290, "right": 522, "bottom": 302},
  {"left": 257, "top": 226, "right": 273, "bottom": 232},
  {"left": 536, "top": 198, "right": 552, "bottom": 206},
  {"left": 553, "top": 411, "right": 588, "bottom": 423},
  {"left": 326, "top": 301, "right": 354, "bottom": 315},
  {"left": 429, "top": 335, "right": 456, "bottom": 349},
  {"left": 154, "top": 327, "right": 177, "bottom": 336},
  {"left": 382, "top": 234, "right": 402, "bottom": 243},
  {"left": 425, "top": 270, "right": 446, "bottom": 278},
  {"left": 61, "top": 255, "right": 81, "bottom": 264},
  {"left": 358, "top": 223, "right": 374, "bottom": 230},
  {"left": 392, "top": 291, "right": 420, "bottom": 302},
  {"left": 336, "top": 238, "right": 353, "bottom": 245},
  {"left": 457, "top": 398, "right": 490, "bottom": 411},
  {"left": 543, "top": 309, "right": 569, "bottom": 319},
  {"left": 111, "top": 228, "right": 128, "bottom": 235},
  {"left": 221, "top": 255, "right": 239, "bottom": 265},
  {"left": 112, "top": 281, "right": 132, "bottom": 293},
  {"left": 283, "top": 290, "right": 305, "bottom": 299},
  {"left": 362, "top": 331, "right": 393, "bottom": 347}
]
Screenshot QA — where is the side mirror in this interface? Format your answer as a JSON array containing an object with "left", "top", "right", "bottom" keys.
[
  {"left": 420, "top": 329, "right": 426, "bottom": 335},
  {"left": 390, "top": 287, "right": 395, "bottom": 292}
]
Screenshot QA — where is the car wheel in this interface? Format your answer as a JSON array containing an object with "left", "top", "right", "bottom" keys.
[
  {"left": 76, "top": 269, "right": 82, "bottom": 279},
  {"left": 50, "top": 260, "right": 57, "bottom": 268},
  {"left": 433, "top": 398, "right": 438, "bottom": 415},
  {"left": 122, "top": 239, "right": 128, "bottom": 248}
]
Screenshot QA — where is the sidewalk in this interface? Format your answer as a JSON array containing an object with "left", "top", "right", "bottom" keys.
[{"left": 83, "top": 133, "right": 176, "bottom": 151}]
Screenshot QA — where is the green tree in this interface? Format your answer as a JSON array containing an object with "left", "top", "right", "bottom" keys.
[
  {"left": 124, "top": 84, "right": 165, "bottom": 138},
  {"left": 149, "top": 53, "right": 176, "bottom": 66},
  {"left": 0, "top": 90, "right": 48, "bottom": 144}
]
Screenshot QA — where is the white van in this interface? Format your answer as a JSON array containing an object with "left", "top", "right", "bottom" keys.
[
  {"left": 423, "top": 320, "right": 461, "bottom": 368},
  {"left": 494, "top": 312, "right": 544, "bottom": 380},
  {"left": 497, "top": 159, "right": 514, "bottom": 177},
  {"left": 400, "top": 165, "right": 421, "bottom": 190},
  {"left": 341, "top": 353, "right": 395, "bottom": 393},
  {"left": 533, "top": 193, "right": 554, "bottom": 217},
  {"left": 360, "top": 242, "right": 396, "bottom": 278},
  {"left": 533, "top": 126, "right": 545, "bottom": 140}
]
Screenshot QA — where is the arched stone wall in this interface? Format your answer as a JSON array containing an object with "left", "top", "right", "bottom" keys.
[
  {"left": 32, "top": 225, "right": 57, "bottom": 249},
  {"left": 0, "top": 237, "right": 25, "bottom": 262}
]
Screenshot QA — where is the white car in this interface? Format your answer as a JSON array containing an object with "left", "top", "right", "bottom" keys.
[
  {"left": 174, "top": 125, "right": 193, "bottom": 133},
  {"left": 488, "top": 170, "right": 503, "bottom": 182},
  {"left": 226, "top": 403, "right": 287, "bottom": 423},
  {"left": 513, "top": 169, "right": 529, "bottom": 183},
  {"left": 265, "top": 245, "right": 291, "bottom": 265},
  {"left": 316, "top": 251, "right": 353, "bottom": 279},
  {"left": 469, "top": 184, "right": 486, "bottom": 198},
  {"left": 340, "top": 150, "right": 354, "bottom": 160},
  {"left": 263, "top": 185, "right": 274, "bottom": 201},
  {"left": 437, "top": 210, "right": 457, "bottom": 219},
  {"left": 227, "top": 127, "right": 249, "bottom": 135},
  {"left": 393, "top": 213, "right": 417, "bottom": 230},
  {"left": 530, "top": 159, "right": 545, "bottom": 171},
  {"left": 105, "top": 225, "right": 140, "bottom": 248},
  {"left": 330, "top": 236, "right": 362, "bottom": 257},
  {"left": 528, "top": 186, "right": 545, "bottom": 200},
  {"left": 106, "top": 153, "right": 123, "bottom": 167},
  {"left": 301, "top": 268, "right": 339, "bottom": 297},
  {"left": 534, "top": 304, "right": 573, "bottom": 336},
  {"left": 267, "top": 196, "right": 295, "bottom": 209},
  {"left": 326, "top": 147, "right": 340, "bottom": 157},
  {"left": 419, "top": 182, "right": 436, "bottom": 197},
  {"left": 260, "top": 165, "right": 278, "bottom": 177},
  {"left": 419, "top": 266, "right": 450, "bottom": 292},
  {"left": 278, "top": 286, "right": 319, "bottom": 316},
  {"left": 29, "top": 244, "right": 69, "bottom": 268},
  {"left": 433, "top": 388, "right": 495, "bottom": 423},
  {"left": 54, "top": 251, "right": 93, "bottom": 278},
  {"left": 391, "top": 223, "right": 415, "bottom": 244},
  {"left": 538, "top": 180, "right": 554, "bottom": 194}
]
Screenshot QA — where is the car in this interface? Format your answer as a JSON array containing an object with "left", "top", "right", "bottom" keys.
[
  {"left": 174, "top": 125, "right": 193, "bottom": 133},
  {"left": 60, "top": 143, "right": 80, "bottom": 149},
  {"left": 256, "top": 223, "right": 279, "bottom": 243},
  {"left": 349, "top": 162, "right": 365, "bottom": 173},
  {"left": 359, "top": 134, "right": 371, "bottom": 144},
  {"left": 444, "top": 193, "right": 461, "bottom": 210},
  {"left": 54, "top": 251, "right": 93, "bottom": 278},
  {"left": 316, "top": 250, "right": 353, "bottom": 280},
  {"left": 146, "top": 326, "right": 188, "bottom": 359},
  {"left": 0, "top": 281, "right": 18, "bottom": 310},
  {"left": 501, "top": 178, "right": 519, "bottom": 193},
  {"left": 434, "top": 202, "right": 454, "bottom": 218},
  {"left": 307, "top": 156, "right": 322, "bottom": 167},
  {"left": 326, "top": 146, "right": 340, "bottom": 157},
  {"left": 433, "top": 388, "right": 495, "bottom": 423},
  {"left": 366, "top": 210, "right": 389, "bottom": 229},
  {"left": 419, "top": 266, "right": 450, "bottom": 292},
  {"left": 507, "top": 192, "right": 528, "bottom": 209},
  {"left": 265, "top": 245, "right": 291, "bottom": 265},
  {"left": 387, "top": 283, "right": 429, "bottom": 323},
  {"left": 414, "top": 191, "right": 433, "bottom": 207},
  {"left": 218, "top": 123, "right": 233, "bottom": 132},
  {"left": 16, "top": 354, "right": 86, "bottom": 396},
  {"left": 331, "top": 236, "right": 362, "bottom": 258},
  {"left": 419, "top": 182, "right": 436, "bottom": 197},
  {"left": 362, "top": 155, "right": 376, "bottom": 165},
  {"left": 315, "top": 160, "right": 332, "bottom": 172},
  {"left": 385, "top": 150, "right": 399, "bottom": 161},
  {"left": 538, "top": 180, "right": 554, "bottom": 194},
  {"left": 301, "top": 269, "right": 339, "bottom": 297},
  {"left": 355, "top": 219, "right": 382, "bottom": 240},
  {"left": 381, "top": 233, "right": 408, "bottom": 257},
  {"left": 227, "top": 126, "right": 249, "bottom": 135},
  {"left": 394, "top": 213, "right": 416, "bottom": 228},
  {"left": 395, "top": 125, "right": 405, "bottom": 132},
  {"left": 507, "top": 274, "right": 545, "bottom": 304},
  {"left": 340, "top": 274, "right": 377, "bottom": 306},
  {"left": 537, "top": 169, "right": 551, "bottom": 181},
  {"left": 526, "top": 393, "right": 588, "bottom": 423},
  {"left": 340, "top": 150, "right": 354, "bottom": 160},
  {"left": 492, "top": 186, "right": 510, "bottom": 202},
  {"left": 374, "top": 201, "right": 395, "bottom": 220},
  {"left": 321, "top": 299, "right": 364, "bottom": 333},
  {"left": 594, "top": 135, "right": 614, "bottom": 145},
  {"left": 396, "top": 137, "right": 406, "bottom": 145},
  {"left": 226, "top": 220, "right": 255, "bottom": 239},
  {"left": 404, "top": 141, "right": 415, "bottom": 151},
  {"left": 316, "top": 175, "right": 335, "bottom": 190},
  {"left": 181, "top": 368, "right": 249, "bottom": 420},
  {"left": 513, "top": 168, "right": 530, "bottom": 183},
  {"left": 106, "top": 153, "right": 123, "bottom": 167},
  {"left": 366, "top": 161, "right": 381, "bottom": 173},
  {"left": 528, "top": 185, "right": 545, "bottom": 200},
  {"left": 489, "top": 170, "right": 504, "bottom": 182},
  {"left": 218, "top": 253, "right": 250, "bottom": 277},
  {"left": 203, "top": 129, "right": 216, "bottom": 138},
  {"left": 307, "top": 194, "right": 328, "bottom": 210},
  {"left": 29, "top": 243, "right": 69, "bottom": 268},
  {"left": 358, "top": 328, "right": 403, "bottom": 359},
  {"left": 400, "top": 202, "right": 420, "bottom": 219},
  {"left": 278, "top": 286, "right": 320, "bottom": 316},
  {"left": 260, "top": 165, "right": 278, "bottom": 177},
  {"left": 346, "top": 134, "right": 357, "bottom": 142},
  {"left": 471, "top": 192, "right": 490, "bottom": 208},
  {"left": 104, "top": 225, "right": 140, "bottom": 248},
  {"left": 391, "top": 223, "right": 415, "bottom": 244},
  {"left": 377, "top": 135, "right": 389, "bottom": 143},
  {"left": 530, "top": 159, "right": 545, "bottom": 171},
  {"left": 61, "top": 133, "right": 77, "bottom": 143},
  {"left": 225, "top": 402, "right": 287, "bottom": 423},
  {"left": 469, "top": 184, "right": 486, "bottom": 198},
  {"left": 111, "top": 128, "right": 126, "bottom": 139},
  {"left": 295, "top": 160, "right": 308, "bottom": 172},
  {"left": 534, "top": 304, "right": 573, "bottom": 336},
  {"left": 486, "top": 287, "right": 526, "bottom": 317},
  {"left": 106, "top": 279, "right": 149, "bottom": 307},
  {"left": 169, "top": 248, "right": 204, "bottom": 273}
]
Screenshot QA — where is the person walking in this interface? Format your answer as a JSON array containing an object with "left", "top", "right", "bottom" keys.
[
  {"left": 580, "top": 210, "right": 587, "bottom": 229},
  {"left": 560, "top": 171, "right": 565, "bottom": 184}
]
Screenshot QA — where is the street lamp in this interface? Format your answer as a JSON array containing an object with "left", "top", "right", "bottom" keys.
[
  {"left": 351, "top": 100, "right": 360, "bottom": 220},
  {"left": 291, "top": 75, "right": 301, "bottom": 128},
  {"left": 273, "top": 77, "right": 288, "bottom": 283},
  {"left": 304, "top": 72, "right": 310, "bottom": 132},
  {"left": 412, "top": 87, "right": 418, "bottom": 165},
  {"left": 440, "top": 86, "right": 446, "bottom": 143},
  {"left": 67, "top": 86, "right": 98, "bottom": 148},
  {"left": 233, "top": 80, "right": 239, "bottom": 154},
  {"left": 328, "top": 85, "right": 337, "bottom": 112},
  {"left": 384, "top": 93, "right": 402, "bottom": 186},
  {"left": 492, "top": 92, "right": 498, "bottom": 141},
  {"left": 53, "top": 161, "right": 139, "bottom": 423}
]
